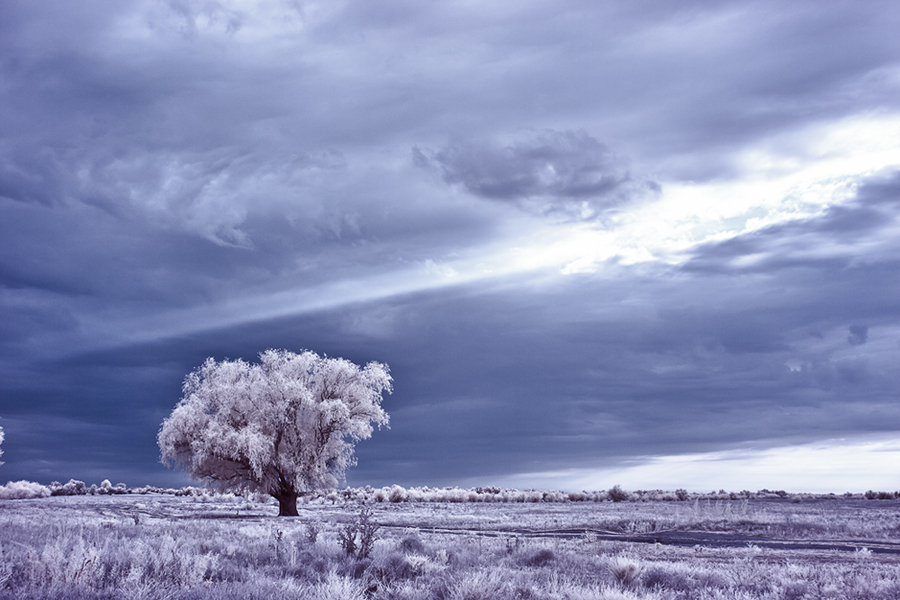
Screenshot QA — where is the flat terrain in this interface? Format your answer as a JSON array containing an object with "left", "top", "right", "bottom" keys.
[{"left": 2, "top": 493, "right": 899, "bottom": 599}]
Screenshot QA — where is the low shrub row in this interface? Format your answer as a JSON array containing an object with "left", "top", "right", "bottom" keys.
[{"left": 3, "top": 479, "right": 899, "bottom": 503}]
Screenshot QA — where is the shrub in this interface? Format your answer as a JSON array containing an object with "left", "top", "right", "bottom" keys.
[
  {"left": 49, "top": 479, "right": 87, "bottom": 496},
  {"left": 338, "top": 523, "right": 358, "bottom": 557},
  {"left": 608, "top": 485, "right": 630, "bottom": 503},
  {"left": 643, "top": 566, "right": 692, "bottom": 592},
  {"left": 0, "top": 480, "right": 51, "bottom": 499},
  {"left": 304, "top": 523, "right": 320, "bottom": 544},
  {"left": 339, "top": 506, "right": 380, "bottom": 559},
  {"left": 609, "top": 556, "right": 642, "bottom": 587},
  {"left": 865, "top": 490, "right": 896, "bottom": 500},
  {"left": 521, "top": 548, "right": 555, "bottom": 567},
  {"left": 373, "top": 553, "right": 417, "bottom": 583},
  {"left": 399, "top": 534, "right": 426, "bottom": 554}
]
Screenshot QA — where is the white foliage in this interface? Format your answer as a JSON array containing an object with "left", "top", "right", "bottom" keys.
[
  {"left": 0, "top": 480, "right": 51, "bottom": 500},
  {"left": 0, "top": 424, "right": 4, "bottom": 465},
  {"left": 158, "top": 349, "right": 391, "bottom": 506}
]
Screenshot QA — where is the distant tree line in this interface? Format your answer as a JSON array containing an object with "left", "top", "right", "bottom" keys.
[{"left": 2, "top": 478, "right": 899, "bottom": 502}]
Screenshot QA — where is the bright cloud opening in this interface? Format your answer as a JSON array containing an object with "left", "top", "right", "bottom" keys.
[{"left": 493, "top": 435, "right": 900, "bottom": 493}]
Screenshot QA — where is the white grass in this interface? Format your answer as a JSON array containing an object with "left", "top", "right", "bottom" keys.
[{"left": 0, "top": 493, "right": 899, "bottom": 599}]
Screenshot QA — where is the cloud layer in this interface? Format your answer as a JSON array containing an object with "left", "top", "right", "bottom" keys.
[{"left": 0, "top": 0, "right": 898, "bottom": 491}]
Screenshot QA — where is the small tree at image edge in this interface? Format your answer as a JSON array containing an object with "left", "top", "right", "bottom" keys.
[{"left": 158, "top": 349, "right": 391, "bottom": 516}]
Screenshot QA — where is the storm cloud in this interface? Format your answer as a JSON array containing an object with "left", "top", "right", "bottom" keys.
[{"left": 0, "top": 0, "right": 898, "bottom": 492}]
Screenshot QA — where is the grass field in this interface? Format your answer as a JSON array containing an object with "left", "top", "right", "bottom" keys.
[{"left": 2, "top": 492, "right": 900, "bottom": 599}]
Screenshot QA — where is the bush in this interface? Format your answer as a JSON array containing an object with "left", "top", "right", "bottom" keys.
[
  {"left": 608, "top": 485, "right": 630, "bottom": 502},
  {"left": 399, "top": 534, "right": 426, "bottom": 554},
  {"left": 609, "top": 556, "right": 643, "bottom": 587},
  {"left": 521, "top": 548, "right": 555, "bottom": 567},
  {"left": 388, "top": 484, "right": 407, "bottom": 503},
  {"left": 865, "top": 490, "right": 896, "bottom": 500},
  {"left": 338, "top": 506, "right": 380, "bottom": 559},
  {"left": 0, "top": 480, "right": 51, "bottom": 500},
  {"left": 643, "top": 566, "right": 692, "bottom": 592},
  {"left": 372, "top": 553, "right": 417, "bottom": 583},
  {"left": 304, "top": 523, "right": 320, "bottom": 543},
  {"left": 49, "top": 479, "right": 87, "bottom": 496},
  {"left": 98, "top": 480, "right": 128, "bottom": 495}
]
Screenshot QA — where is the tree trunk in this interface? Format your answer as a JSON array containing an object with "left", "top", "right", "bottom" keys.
[{"left": 275, "top": 490, "right": 299, "bottom": 517}]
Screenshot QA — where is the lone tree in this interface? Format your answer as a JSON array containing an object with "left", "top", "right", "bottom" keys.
[{"left": 158, "top": 349, "right": 391, "bottom": 516}]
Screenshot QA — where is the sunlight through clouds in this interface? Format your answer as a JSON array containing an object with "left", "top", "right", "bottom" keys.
[
  {"left": 550, "top": 112, "right": 900, "bottom": 273},
  {"left": 495, "top": 435, "right": 900, "bottom": 493}
]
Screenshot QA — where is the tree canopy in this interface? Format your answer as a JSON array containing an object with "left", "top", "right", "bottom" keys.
[{"left": 158, "top": 349, "right": 391, "bottom": 515}]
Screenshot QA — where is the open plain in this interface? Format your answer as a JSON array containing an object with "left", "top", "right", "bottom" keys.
[{"left": 2, "top": 492, "right": 900, "bottom": 599}]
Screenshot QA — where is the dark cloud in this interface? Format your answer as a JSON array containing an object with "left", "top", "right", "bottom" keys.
[
  {"left": 416, "top": 130, "right": 658, "bottom": 219},
  {"left": 3, "top": 206, "right": 897, "bottom": 486},
  {"left": 0, "top": 0, "right": 898, "bottom": 490}
]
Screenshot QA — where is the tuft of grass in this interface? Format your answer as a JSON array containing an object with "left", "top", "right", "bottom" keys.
[{"left": 609, "top": 556, "right": 642, "bottom": 587}]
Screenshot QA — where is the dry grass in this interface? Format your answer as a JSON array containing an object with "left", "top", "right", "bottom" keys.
[{"left": 1, "top": 494, "right": 899, "bottom": 599}]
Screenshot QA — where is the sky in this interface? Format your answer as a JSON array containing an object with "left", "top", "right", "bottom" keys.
[{"left": 1, "top": 0, "right": 899, "bottom": 494}]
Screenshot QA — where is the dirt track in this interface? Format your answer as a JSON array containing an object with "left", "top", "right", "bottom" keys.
[{"left": 393, "top": 525, "right": 900, "bottom": 556}]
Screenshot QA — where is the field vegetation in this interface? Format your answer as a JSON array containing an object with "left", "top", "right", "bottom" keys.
[{"left": 2, "top": 488, "right": 900, "bottom": 599}]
